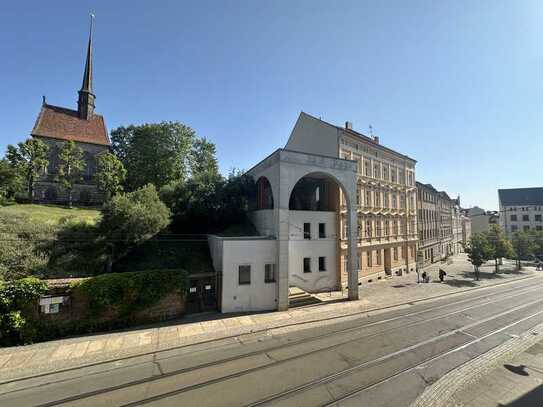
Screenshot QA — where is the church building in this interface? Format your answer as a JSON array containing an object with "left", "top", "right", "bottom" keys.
[{"left": 31, "top": 18, "right": 111, "bottom": 205}]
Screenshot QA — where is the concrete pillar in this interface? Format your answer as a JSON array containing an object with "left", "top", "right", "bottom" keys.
[
  {"left": 277, "top": 208, "right": 290, "bottom": 311},
  {"left": 347, "top": 202, "right": 359, "bottom": 300},
  {"left": 276, "top": 162, "right": 291, "bottom": 311}
]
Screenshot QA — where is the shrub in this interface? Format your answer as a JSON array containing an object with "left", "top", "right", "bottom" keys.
[
  {"left": 0, "top": 277, "right": 48, "bottom": 346},
  {"left": 0, "top": 213, "right": 53, "bottom": 280},
  {"left": 99, "top": 184, "right": 171, "bottom": 261}
]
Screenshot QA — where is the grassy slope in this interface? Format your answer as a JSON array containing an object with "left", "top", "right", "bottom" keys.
[{"left": 0, "top": 204, "right": 101, "bottom": 225}]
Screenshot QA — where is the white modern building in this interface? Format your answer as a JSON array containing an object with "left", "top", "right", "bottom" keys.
[
  {"left": 499, "top": 188, "right": 543, "bottom": 237},
  {"left": 208, "top": 112, "right": 417, "bottom": 313}
]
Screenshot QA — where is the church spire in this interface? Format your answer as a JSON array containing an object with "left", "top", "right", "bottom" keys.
[{"left": 78, "top": 14, "right": 95, "bottom": 120}]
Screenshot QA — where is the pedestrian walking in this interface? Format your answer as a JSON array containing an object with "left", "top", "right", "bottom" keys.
[{"left": 439, "top": 268, "right": 447, "bottom": 282}]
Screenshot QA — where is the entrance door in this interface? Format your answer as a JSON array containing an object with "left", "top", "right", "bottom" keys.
[
  {"left": 384, "top": 248, "right": 392, "bottom": 275},
  {"left": 186, "top": 276, "right": 218, "bottom": 314}
]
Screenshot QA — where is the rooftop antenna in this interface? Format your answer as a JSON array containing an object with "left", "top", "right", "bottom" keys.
[{"left": 369, "top": 124, "right": 374, "bottom": 137}]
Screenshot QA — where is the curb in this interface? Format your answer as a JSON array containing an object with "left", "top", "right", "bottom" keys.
[
  {"left": 0, "top": 272, "right": 539, "bottom": 382},
  {"left": 410, "top": 321, "right": 543, "bottom": 407}
]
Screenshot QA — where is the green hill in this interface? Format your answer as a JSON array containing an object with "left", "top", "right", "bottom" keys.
[{"left": 0, "top": 204, "right": 101, "bottom": 225}]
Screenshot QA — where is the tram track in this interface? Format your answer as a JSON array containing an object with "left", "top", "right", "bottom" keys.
[{"left": 18, "top": 281, "right": 543, "bottom": 407}]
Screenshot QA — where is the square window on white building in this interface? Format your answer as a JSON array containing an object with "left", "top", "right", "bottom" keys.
[
  {"left": 304, "top": 223, "right": 311, "bottom": 239},
  {"left": 238, "top": 265, "right": 251, "bottom": 285},
  {"left": 318, "top": 257, "right": 326, "bottom": 272},
  {"left": 264, "top": 263, "right": 276, "bottom": 283},
  {"left": 319, "top": 223, "right": 326, "bottom": 238},
  {"left": 303, "top": 257, "right": 312, "bottom": 273}
]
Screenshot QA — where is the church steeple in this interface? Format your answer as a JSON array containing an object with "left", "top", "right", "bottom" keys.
[{"left": 77, "top": 14, "right": 95, "bottom": 120}]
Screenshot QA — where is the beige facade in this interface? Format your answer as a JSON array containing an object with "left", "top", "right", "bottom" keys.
[{"left": 285, "top": 112, "right": 417, "bottom": 285}]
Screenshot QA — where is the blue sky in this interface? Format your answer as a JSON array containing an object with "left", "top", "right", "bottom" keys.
[{"left": 2, "top": 1, "right": 542, "bottom": 211}]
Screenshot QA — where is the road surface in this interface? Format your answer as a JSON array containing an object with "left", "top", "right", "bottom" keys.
[{"left": 1, "top": 276, "right": 543, "bottom": 406}]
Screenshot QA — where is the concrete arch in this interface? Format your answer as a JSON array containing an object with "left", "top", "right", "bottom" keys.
[{"left": 247, "top": 149, "right": 359, "bottom": 310}]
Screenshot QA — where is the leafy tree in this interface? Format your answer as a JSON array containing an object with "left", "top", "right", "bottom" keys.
[
  {"left": 166, "top": 169, "right": 256, "bottom": 234},
  {"left": 485, "top": 225, "right": 513, "bottom": 273},
  {"left": 99, "top": 184, "right": 171, "bottom": 271},
  {"left": 191, "top": 137, "right": 220, "bottom": 178},
  {"left": 465, "top": 233, "right": 493, "bottom": 280},
  {"left": 56, "top": 141, "right": 86, "bottom": 207},
  {"left": 110, "top": 122, "right": 196, "bottom": 191},
  {"left": 5, "top": 139, "right": 49, "bottom": 202},
  {"left": 0, "top": 159, "right": 23, "bottom": 202},
  {"left": 511, "top": 231, "right": 536, "bottom": 269},
  {"left": 94, "top": 153, "right": 127, "bottom": 201}
]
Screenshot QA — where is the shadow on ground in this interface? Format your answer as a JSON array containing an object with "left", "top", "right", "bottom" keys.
[
  {"left": 439, "top": 279, "right": 478, "bottom": 288},
  {"left": 499, "top": 383, "right": 543, "bottom": 406}
]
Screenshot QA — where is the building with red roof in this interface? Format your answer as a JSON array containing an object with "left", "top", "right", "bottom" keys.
[{"left": 31, "top": 17, "right": 111, "bottom": 205}]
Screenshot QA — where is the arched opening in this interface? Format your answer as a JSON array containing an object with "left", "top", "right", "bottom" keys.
[
  {"left": 287, "top": 172, "right": 351, "bottom": 294},
  {"left": 289, "top": 176, "right": 339, "bottom": 211},
  {"left": 256, "top": 176, "right": 274, "bottom": 210}
]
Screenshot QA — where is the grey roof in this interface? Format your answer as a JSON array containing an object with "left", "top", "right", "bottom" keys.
[{"left": 498, "top": 187, "right": 543, "bottom": 206}]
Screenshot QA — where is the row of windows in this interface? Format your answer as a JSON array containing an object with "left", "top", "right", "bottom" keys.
[
  {"left": 510, "top": 225, "right": 543, "bottom": 232},
  {"left": 238, "top": 263, "right": 276, "bottom": 285},
  {"left": 303, "top": 256, "right": 327, "bottom": 273},
  {"left": 510, "top": 214, "right": 542, "bottom": 222},
  {"left": 341, "top": 150, "right": 415, "bottom": 186},
  {"left": 343, "top": 246, "right": 415, "bottom": 269},
  {"left": 507, "top": 206, "right": 543, "bottom": 212},
  {"left": 355, "top": 189, "right": 414, "bottom": 210},
  {"left": 303, "top": 223, "right": 326, "bottom": 239},
  {"left": 341, "top": 219, "right": 417, "bottom": 239}
]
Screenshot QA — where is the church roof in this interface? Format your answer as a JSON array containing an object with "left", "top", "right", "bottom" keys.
[{"left": 31, "top": 103, "right": 110, "bottom": 146}]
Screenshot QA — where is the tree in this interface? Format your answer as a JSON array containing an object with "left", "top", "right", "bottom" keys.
[
  {"left": 511, "top": 231, "right": 536, "bottom": 270},
  {"left": 99, "top": 184, "right": 171, "bottom": 271},
  {"left": 56, "top": 141, "right": 86, "bottom": 207},
  {"left": 94, "top": 153, "right": 127, "bottom": 201},
  {"left": 485, "top": 225, "right": 513, "bottom": 273},
  {"left": 0, "top": 159, "right": 23, "bottom": 202},
  {"left": 465, "top": 233, "right": 493, "bottom": 280},
  {"left": 5, "top": 139, "right": 49, "bottom": 202},
  {"left": 191, "top": 138, "right": 220, "bottom": 178},
  {"left": 110, "top": 122, "right": 196, "bottom": 191}
]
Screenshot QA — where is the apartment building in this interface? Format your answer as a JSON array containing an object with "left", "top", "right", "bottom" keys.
[
  {"left": 416, "top": 183, "right": 468, "bottom": 267},
  {"left": 499, "top": 187, "right": 543, "bottom": 237},
  {"left": 466, "top": 206, "right": 499, "bottom": 234},
  {"left": 286, "top": 113, "right": 418, "bottom": 283},
  {"left": 416, "top": 183, "right": 440, "bottom": 266},
  {"left": 208, "top": 112, "right": 417, "bottom": 313}
]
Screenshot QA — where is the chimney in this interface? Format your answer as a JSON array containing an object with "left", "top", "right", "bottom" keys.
[{"left": 345, "top": 121, "right": 353, "bottom": 130}]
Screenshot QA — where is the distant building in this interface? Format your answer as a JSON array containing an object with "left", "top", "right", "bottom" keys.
[
  {"left": 466, "top": 206, "right": 498, "bottom": 235},
  {"left": 31, "top": 19, "right": 110, "bottom": 205},
  {"left": 498, "top": 188, "right": 543, "bottom": 236},
  {"left": 416, "top": 183, "right": 467, "bottom": 267}
]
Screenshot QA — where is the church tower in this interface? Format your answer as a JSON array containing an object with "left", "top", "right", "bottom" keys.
[{"left": 77, "top": 15, "right": 95, "bottom": 120}]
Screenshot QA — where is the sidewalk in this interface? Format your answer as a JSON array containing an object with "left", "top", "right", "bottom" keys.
[
  {"left": 451, "top": 337, "right": 543, "bottom": 406},
  {"left": 412, "top": 320, "right": 543, "bottom": 407},
  {"left": 0, "top": 254, "right": 538, "bottom": 381}
]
